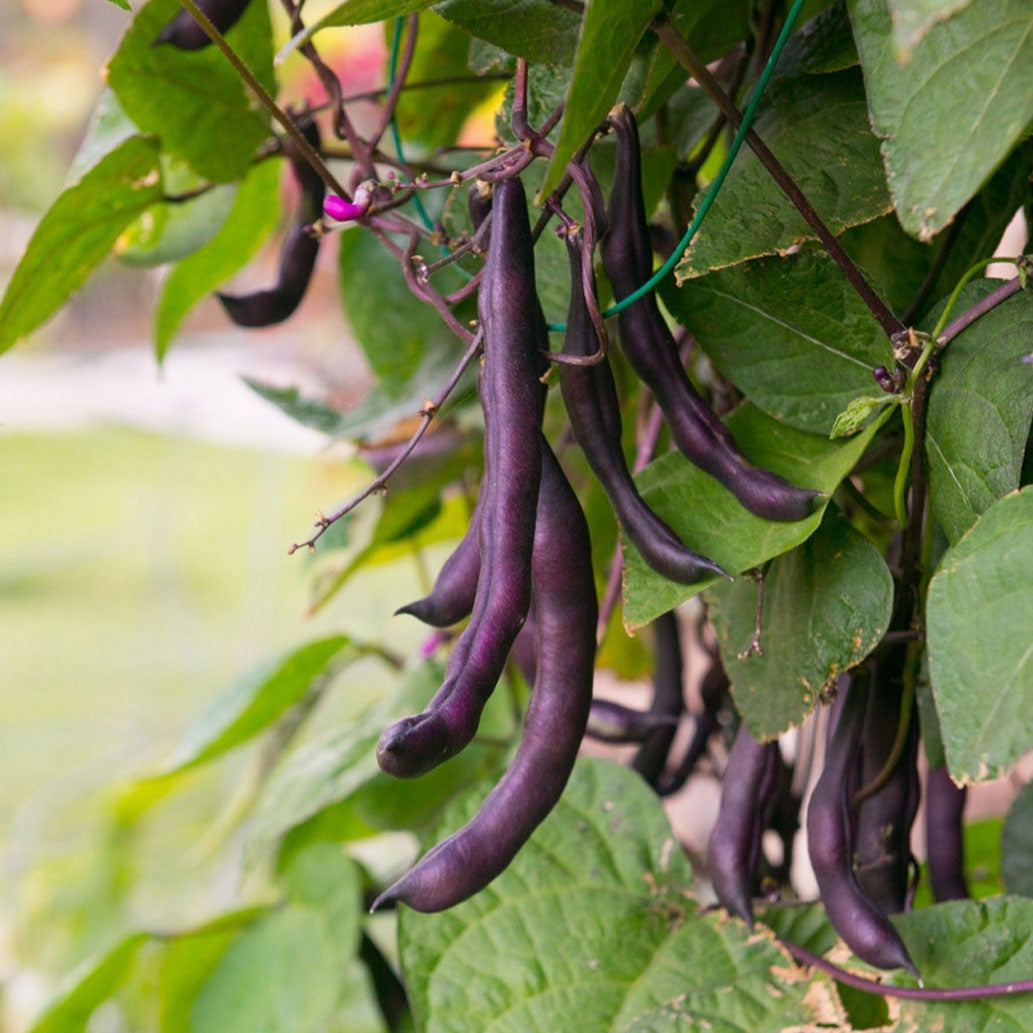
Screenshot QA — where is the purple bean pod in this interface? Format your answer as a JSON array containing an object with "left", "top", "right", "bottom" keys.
[
  {"left": 854, "top": 666, "right": 920, "bottom": 916},
  {"left": 708, "top": 724, "right": 779, "bottom": 927},
  {"left": 396, "top": 495, "right": 483, "bottom": 628},
  {"left": 155, "top": 0, "right": 252, "bottom": 50},
  {"left": 218, "top": 119, "right": 325, "bottom": 328},
  {"left": 585, "top": 698, "right": 679, "bottom": 744},
  {"left": 632, "top": 610, "right": 687, "bottom": 785},
  {"left": 601, "top": 104, "right": 819, "bottom": 523},
  {"left": 559, "top": 230, "right": 726, "bottom": 584},
  {"left": 374, "top": 438, "right": 596, "bottom": 912},
  {"left": 807, "top": 678, "right": 919, "bottom": 975},
  {"left": 658, "top": 649, "right": 728, "bottom": 796},
  {"left": 377, "top": 177, "right": 546, "bottom": 778},
  {"left": 925, "top": 764, "right": 969, "bottom": 902}
]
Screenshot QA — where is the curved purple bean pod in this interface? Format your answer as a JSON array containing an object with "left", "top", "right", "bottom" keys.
[
  {"left": 633, "top": 610, "right": 687, "bottom": 785},
  {"left": 374, "top": 438, "right": 596, "bottom": 912},
  {"left": 807, "top": 677, "right": 919, "bottom": 975},
  {"left": 925, "top": 764, "right": 969, "bottom": 902},
  {"left": 396, "top": 495, "right": 483, "bottom": 628},
  {"left": 601, "top": 105, "right": 819, "bottom": 523},
  {"left": 707, "top": 723, "right": 779, "bottom": 927},
  {"left": 218, "top": 119, "right": 325, "bottom": 328},
  {"left": 377, "top": 176, "right": 546, "bottom": 778},
  {"left": 585, "top": 698, "right": 679, "bottom": 744},
  {"left": 155, "top": 0, "right": 252, "bottom": 50},
  {"left": 854, "top": 678, "right": 920, "bottom": 916},
  {"left": 559, "top": 229, "right": 725, "bottom": 584}
]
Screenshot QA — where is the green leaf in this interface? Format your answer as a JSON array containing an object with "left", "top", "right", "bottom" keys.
[
  {"left": 0, "top": 135, "right": 163, "bottom": 355},
  {"left": 338, "top": 228, "right": 466, "bottom": 400},
  {"left": 894, "top": 898, "right": 1033, "bottom": 1028},
  {"left": 927, "top": 486, "right": 1033, "bottom": 782},
  {"left": 706, "top": 511, "right": 893, "bottom": 738},
  {"left": 538, "top": 0, "right": 662, "bottom": 202},
  {"left": 105, "top": 0, "right": 131, "bottom": 9},
  {"left": 675, "top": 68, "right": 889, "bottom": 279},
  {"left": 277, "top": 0, "right": 435, "bottom": 62},
  {"left": 151, "top": 635, "right": 354, "bottom": 777},
  {"left": 106, "top": 0, "right": 275, "bottom": 183},
  {"left": 30, "top": 933, "right": 149, "bottom": 1033},
  {"left": 158, "top": 910, "right": 270, "bottom": 1033},
  {"left": 117, "top": 159, "right": 236, "bottom": 268},
  {"left": 278, "top": 842, "right": 363, "bottom": 953},
  {"left": 623, "top": 403, "right": 891, "bottom": 629},
  {"left": 837, "top": 142, "right": 1032, "bottom": 318},
  {"left": 1002, "top": 781, "right": 1033, "bottom": 897},
  {"left": 433, "top": 0, "right": 581, "bottom": 66},
  {"left": 191, "top": 908, "right": 345, "bottom": 1033},
  {"left": 888, "top": 0, "right": 975, "bottom": 58},
  {"left": 926, "top": 281, "right": 1033, "bottom": 543},
  {"left": 400, "top": 758, "right": 819, "bottom": 1033},
  {"left": 849, "top": 0, "right": 1033, "bottom": 240},
  {"left": 666, "top": 251, "right": 894, "bottom": 434},
  {"left": 154, "top": 157, "right": 282, "bottom": 360}
]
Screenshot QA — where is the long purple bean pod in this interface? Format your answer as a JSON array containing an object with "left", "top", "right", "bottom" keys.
[
  {"left": 218, "top": 119, "right": 325, "bottom": 328},
  {"left": 376, "top": 176, "right": 546, "bottom": 778},
  {"left": 632, "top": 610, "right": 687, "bottom": 785},
  {"left": 854, "top": 665, "right": 920, "bottom": 916},
  {"left": 374, "top": 438, "right": 596, "bottom": 912},
  {"left": 585, "top": 698, "right": 679, "bottom": 744},
  {"left": 155, "top": 0, "right": 252, "bottom": 50},
  {"left": 559, "top": 229, "right": 726, "bottom": 584},
  {"left": 396, "top": 494, "right": 483, "bottom": 628},
  {"left": 708, "top": 723, "right": 779, "bottom": 927},
  {"left": 601, "top": 105, "right": 819, "bottom": 523},
  {"left": 925, "top": 764, "right": 969, "bottom": 902},
  {"left": 807, "top": 678, "right": 919, "bottom": 975}
]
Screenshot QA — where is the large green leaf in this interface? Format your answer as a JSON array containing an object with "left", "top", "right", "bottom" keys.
[
  {"left": 400, "top": 757, "right": 819, "bottom": 1033},
  {"left": 338, "top": 228, "right": 466, "bottom": 400},
  {"left": 666, "top": 251, "right": 894, "bottom": 434},
  {"left": 538, "top": 0, "right": 662, "bottom": 202},
  {"left": 0, "top": 135, "right": 163, "bottom": 355},
  {"left": 433, "top": 0, "right": 581, "bottom": 66},
  {"left": 151, "top": 635, "right": 355, "bottom": 777},
  {"left": 623, "top": 403, "right": 890, "bottom": 629},
  {"left": 106, "top": 0, "right": 274, "bottom": 183},
  {"left": 927, "top": 486, "right": 1033, "bottom": 782},
  {"left": 676, "top": 68, "right": 889, "bottom": 279},
  {"left": 926, "top": 282, "right": 1033, "bottom": 543},
  {"left": 850, "top": 0, "right": 1033, "bottom": 240},
  {"left": 888, "top": 0, "right": 975, "bottom": 58},
  {"left": 191, "top": 908, "right": 345, "bottom": 1033},
  {"left": 894, "top": 898, "right": 1033, "bottom": 1029},
  {"left": 117, "top": 157, "right": 237, "bottom": 268},
  {"left": 158, "top": 910, "right": 271, "bottom": 1033},
  {"left": 707, "top": 511, "right": 893, "bottom": 739},
  {"left": 154, "top": 157, "right": 282, "bottom": 360}
]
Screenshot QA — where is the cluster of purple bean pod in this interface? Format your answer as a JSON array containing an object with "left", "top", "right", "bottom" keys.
[{"left": 160, "top": 4, "right": 977, "bottom": 974}]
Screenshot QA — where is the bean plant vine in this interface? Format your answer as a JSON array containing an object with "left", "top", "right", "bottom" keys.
[{"left": 3, "top": 0, "right": 1033, "bottom": 1030}]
